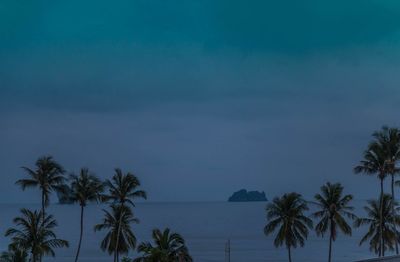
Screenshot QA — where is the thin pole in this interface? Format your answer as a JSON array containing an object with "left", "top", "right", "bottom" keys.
[
  {"left": 225, "top": 239, "right": 231, "bottom": 262},
  {"left": 227, "top": 239, "right": 231, "bottom": 262},
  {"left": 225, "top": 240, "right": 227, "bottom": 262}
]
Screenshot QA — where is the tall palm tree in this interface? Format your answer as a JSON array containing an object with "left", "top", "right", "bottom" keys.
[
  {"left": 94, "top": 204, "right": 139, "bottom": 262},
  {"left": 373, "top": 126, "right": 400, "bottom": 254},
  {"left": 133, "top": 228, "right": 193, "bottom": 262},
  {"left": 312, "top": 182, "right": 356, "bottom": 262},
  {"left": 355, "top": 194, "right": 400, "bottom": 256},
  {"left": 103, "top": 168, "right": 147, "bottom": 261},
  {"left": 16, "top": 156, "right": 66, "bottom": 222},
  {"left": 5, "top": 209, "right": 69, "bottom": 262},
  {"left": 264, "top": 192, "right": 313, "bottom": 262},
  {"left": 354, "top": 142, "right": 388, "bottom": 256},
  {"left": 69, "top": 168, "right": 104, "bottom": 262},
  {"left": 0, "top": 243, "right": 28, "bottom": 262}
]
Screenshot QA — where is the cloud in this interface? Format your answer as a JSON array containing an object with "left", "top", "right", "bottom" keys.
[
  {"left": 1, "top": 0, "right": 400, "bottom": 202},
  {"left": 217, "top": 0, "right": 400, "bottom": 53}
]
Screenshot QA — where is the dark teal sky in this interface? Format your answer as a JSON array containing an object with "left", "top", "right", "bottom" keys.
[{"left": 1, "top": 0, "right": 400, "bottom": 202}]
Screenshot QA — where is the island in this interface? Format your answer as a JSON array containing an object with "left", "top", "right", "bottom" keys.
[{"left": 228, "top": 189, "right": 267, "bottom": 202}]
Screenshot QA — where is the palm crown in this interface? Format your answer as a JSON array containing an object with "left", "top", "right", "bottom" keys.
[
  {"left": 264, "top": 192, "right": 312, "bottom": 262},
  {"left": 103, "top": 168, "right": 147, "bottom": 206},
  {"left": 94, "top": 204, "right": 139, "bottom": 257},
  {"left": 354, "top": 142, "right": 387, "bottom": 179},
  {"left": 312, "top": 182, "right": 356, "bottom": 262},
  {"left": 16, "top": 156, "right": 66, "bottom": 222},
  {"left": 355, "top": 194, "right": 400, "bottom": 255},
  {"left": 5, "top": 209, "right": 69, "bottom": 262},
  {"left": 133, "top": 228, "right": 193, "bottom": 262},
  {"left": 70, "top": 168, "right": 104, "bottom": 206},
  {"left": 313, "top": 182, "right": 356, "bottom": 239},
  {"left": 0, "top": 242, "right": 29, "bottom": 262},
  {"left": 372, "top": 126, "right": 400, "bottom": 172}
]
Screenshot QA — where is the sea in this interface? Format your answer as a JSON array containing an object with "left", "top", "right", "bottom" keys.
[{"left": 0, "top": 201, "right": 390, "bottom": 262}]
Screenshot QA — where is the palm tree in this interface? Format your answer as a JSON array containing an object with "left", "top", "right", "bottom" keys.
[
  {"left": 373, "top": 126, "right": 400, "bottom": 254},
  {"left": 312, "top": 182, "right": 356, "bottom": 262},
  {"left": 103, "top": 168, "right": 147, "bottom": 206},
  {"left": 0, "top": 243, "right": 28, "bottom": 262},
  {"left": 69, "top": 168, "right": 104, "bottom": 262},
  {"left": 94, "top": 204, "right": 139, "bottom": 262},
  {"left": 355, "top": 194, "right": 400, "bottom": 256},
  {"left": 102, "top": 168, "right": 147, "bottom": 261},
  {"left": 133, "top": 228, "right": 193, "bottom": 262},
  {"left": 354, "top": 142, "right": 388, "bottom": 256},
  {"left": 264, "top": 192, "right": 313, "bottom": 262},
  {"left": 5, "top": 209, "right": 69, "bottom": 262},
  {"left": 16, "top": 156, "right": 66, "bottom": 222}
]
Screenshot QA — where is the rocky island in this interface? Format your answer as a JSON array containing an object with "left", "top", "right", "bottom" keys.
[{"left": 228, "top": 189, "right": 267, "bottom": 202}]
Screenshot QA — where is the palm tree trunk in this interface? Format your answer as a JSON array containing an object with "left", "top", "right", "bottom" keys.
[
  {"left": 41, "top": 190, "right": 45, "bottom": 222},
  {"left": 113, "top": 249, "right": 120, "bottom": 262},
  {"left": 288, "top": 246, "right": 292, "bottom": 262},
  {"left": 40, "top": 190, "right": 45, "bottom": 262},
  {"left": 380, "top": 177, "right": 384, "bottom": 257},
  {"left": 114, "top": 224, "right": 121, "bottom": 262},
  {"left": 328, "top": 229, "right": 333, "bottom": 262},
  {"left": 74, "top": 205, "right": 84, "bottom": 262},
  {"left": 114, "top": 206, "right": 123, "bottom": 262},
  {"left": 391, "top": 173, "right": 399, "bottom": 255},
  {"left": 32, "top": 247, "right": 37, "bottom": 262}
]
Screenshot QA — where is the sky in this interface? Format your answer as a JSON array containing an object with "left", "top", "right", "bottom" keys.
[{"left": 1, "top": 0, "right": 400, "bottom": 202}]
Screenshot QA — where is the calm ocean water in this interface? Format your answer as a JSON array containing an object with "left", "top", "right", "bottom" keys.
[{"left": 0, "top": 201, "right": 391, "bottom": 261}]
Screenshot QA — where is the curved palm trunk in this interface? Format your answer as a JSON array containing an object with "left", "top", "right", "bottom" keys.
[
  {"left": 74, "top": 205, "right": 84, "bottom": 262},
  {"left": 380, "top": 177, "right": 384, "bottom": 257},
  {"left": 391, "top": 173, "right": 399, "bottom": 254},
  {"left": 287, "top": 246, "right": 292, "bottom": 262}
]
